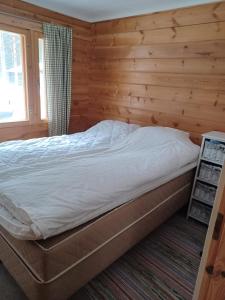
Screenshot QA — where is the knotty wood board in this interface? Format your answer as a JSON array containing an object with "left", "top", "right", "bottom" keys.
[{"left": 76, "top": 1, "right": 225, "bottom": 143}]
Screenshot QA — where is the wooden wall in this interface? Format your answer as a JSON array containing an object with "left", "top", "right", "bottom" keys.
[
  {"left": 1, "top": 1, "right": 225, "bottom": 144},
  {"left": 0, "top": 0, "right": 91, "bottom": 141},
  {"left": 73, "top": 1, "right": 225, "bottom": 144}
]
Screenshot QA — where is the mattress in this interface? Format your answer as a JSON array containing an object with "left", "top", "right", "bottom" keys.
[
  {"left": 0, "top": 127, "right": 199, "bottom": 240},
  {"left": 0, "top": 169, "right": 194, "bottom": 284}
]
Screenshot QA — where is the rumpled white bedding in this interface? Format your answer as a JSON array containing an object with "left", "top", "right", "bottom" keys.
[
  {"left": 0, "top": 126, "right": 200, "bottom": 240},
  {"left": 0, "top": 120, "right": 139, "bottom": 172}
]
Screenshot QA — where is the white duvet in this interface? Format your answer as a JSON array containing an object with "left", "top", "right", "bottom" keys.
[
  {"left": 0, "top": 120, "right": 139, "bottom": 172},
  {"left": 0, "top": 126, "right": 199, "bottom": 240}
]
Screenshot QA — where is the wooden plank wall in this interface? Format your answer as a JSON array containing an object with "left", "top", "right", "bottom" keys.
[
  {"left": 0, "top": 0, "right": 91, "bottom": 141},
  {"left": 2, "top": 1, "right": 225, "bottom": 144},
  {"left": 75, "top": 1, "right": 225, "bottom": 144}
]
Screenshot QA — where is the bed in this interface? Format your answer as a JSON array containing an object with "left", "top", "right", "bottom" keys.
[{"left": 0, "top": 121, "right": 200, "bottom": 300}]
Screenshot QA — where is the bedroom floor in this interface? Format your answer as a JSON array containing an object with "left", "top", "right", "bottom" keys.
[{"left": 0, "top": 211, "right": 207, "bottom": 300}]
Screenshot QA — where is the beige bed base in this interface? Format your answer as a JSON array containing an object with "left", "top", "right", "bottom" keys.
[{"left": 0, "top": 170, "right": 194, "bottom": 300}]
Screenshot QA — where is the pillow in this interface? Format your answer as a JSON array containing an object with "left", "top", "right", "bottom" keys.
[{"left": 123, "top": 126, "right": 191, "bottom": 148}]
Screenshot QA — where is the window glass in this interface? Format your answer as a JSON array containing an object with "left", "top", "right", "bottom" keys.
[
  {"left": 0, "top": 30, "right": 27, "bottom": 123},
  {"left": 38, "top": 38, "right": 47, "bottom": 120}
]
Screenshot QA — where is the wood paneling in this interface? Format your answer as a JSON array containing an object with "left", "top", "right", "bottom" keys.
[
  {"left": 0, "top": 123, "right": 48, "bottom": 141},
  {"left": 92, "top": 2, "right": 225, "bottom": 34},
  {"left": 91, "top": 58, "right": 225, "bottom": 75},
  {"left": 92, "top": 41, "right": 225, "bottom": 59},
  {"left": 0, "top": 0, "right": 91, "bottom": 141},
  {"left": 79, "top": 1, "right": 225, "bottom": 143},
  {"left": 0, "top": 0, "right": 90, "bottom": 29},
  {"left": 1, "top": 1, "right": 225, "bottom": 142},
  {"left": 93, "top": 22, "right": 225, "bottom": 46}
]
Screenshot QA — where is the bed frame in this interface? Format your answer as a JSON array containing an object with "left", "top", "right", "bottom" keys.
[{"left": 0, "top": 169, "right": 194, "bottom": 300}]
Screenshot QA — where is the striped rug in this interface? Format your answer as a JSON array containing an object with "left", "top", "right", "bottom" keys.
[
  {"left": 72, "top": 212, "right": 206, "bottom": 300},
  {"left": 0, "top": 212, "right": 206, "bottom": 300}
]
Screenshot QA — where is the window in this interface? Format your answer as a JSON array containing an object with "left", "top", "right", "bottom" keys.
[
  {"left": 0, "top": 24, "right": 47, "bottom": 127},
  {"left": 0, "top": 29, "right": 27, "bottom": 123},
  {"left": 38, "top": 38, "right": 47, "bottom": 120}
]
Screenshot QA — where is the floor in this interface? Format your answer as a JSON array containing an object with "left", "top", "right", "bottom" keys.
[{"left": 0, "top": 211, "right": 207, "bottom": 300}]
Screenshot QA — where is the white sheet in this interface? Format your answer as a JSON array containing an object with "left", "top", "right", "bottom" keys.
[{"left": 0, "top": 126, "right": 200, "bottom": 240}]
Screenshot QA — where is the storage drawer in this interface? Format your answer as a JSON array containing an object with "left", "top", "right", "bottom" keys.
[
  {"left": 194, "top": 182, "right": 216, "bottom": 205},
  {"left": 190, "top": 201, "right": 212, "bottom": 224},
  {"left": 198, "top": 162, "right": 221, "bottom": 185},
  {"left": 203, "top": 140, "right": 225, "bottom": 164}
]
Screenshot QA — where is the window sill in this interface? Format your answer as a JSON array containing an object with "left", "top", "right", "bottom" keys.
[
  {"left": 0, "top": 120, "right": 48, "bottom": 129},
  {"left": 0, "top": 120, "right": 30, "bottom": 128}
]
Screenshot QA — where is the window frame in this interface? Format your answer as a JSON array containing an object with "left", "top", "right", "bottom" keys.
[
  {"left": 0, "top": 23, "right": 46, "bottom": 128},
  {"left": 34, "top": 31, "right": 47, "bottom": 121}
]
